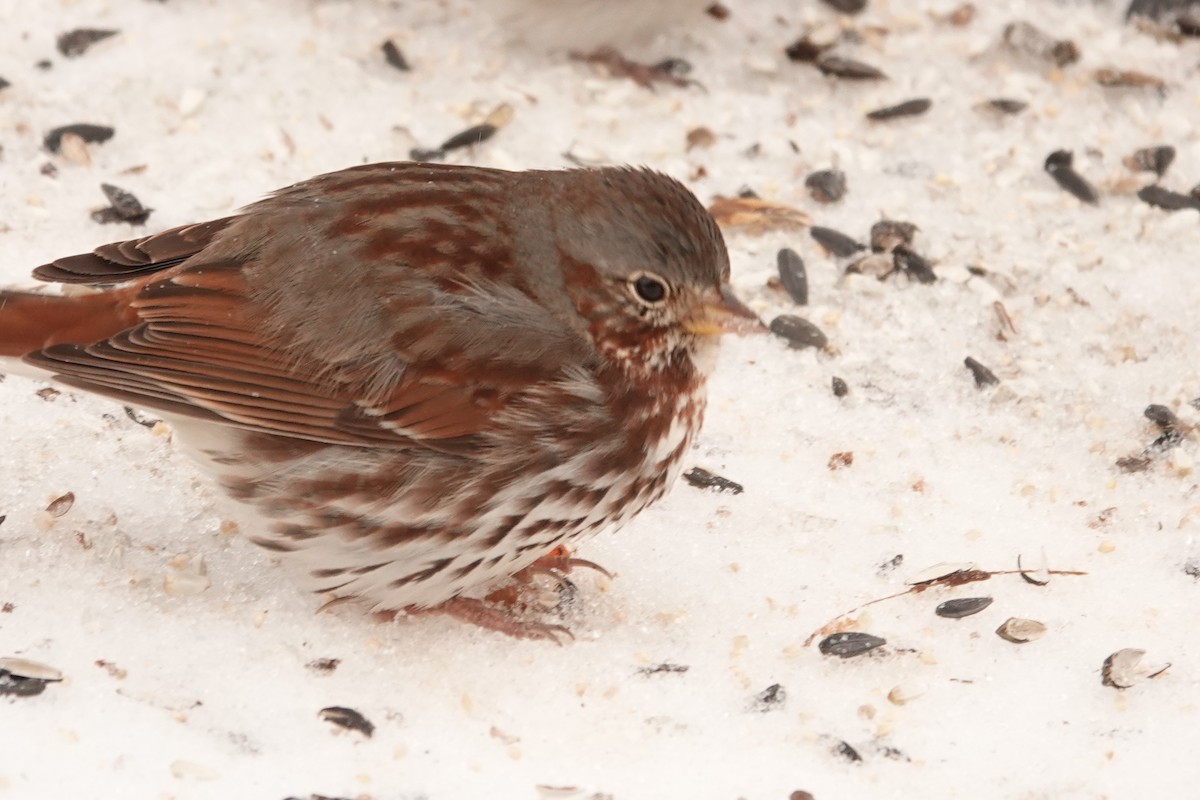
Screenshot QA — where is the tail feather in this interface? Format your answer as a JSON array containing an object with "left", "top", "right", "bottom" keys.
[{"left": 0, "top": 288, "right": 138, "bottom": 358}]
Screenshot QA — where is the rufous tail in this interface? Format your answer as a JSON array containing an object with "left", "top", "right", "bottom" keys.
[{"left": 0, "top": 288, "right": 138, "bottom": 357}]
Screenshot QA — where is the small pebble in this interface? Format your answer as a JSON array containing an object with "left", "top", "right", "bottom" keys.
[
  {"left": 776, "top": 248, "right": 808, "bottom": 304},
  {"left": 866, "top": 98, "right": 932, "bottom": 120},
  {"left": 818, "top": 631, "right": 886, "bottom": 658},
  {"left": 935, "top": 596, "right": 993, "bottom": 618},
  {"left": 770, "top": 315, "right": 828, "bottom": 350},
  {"left": 832, "top": 376, "right": 849, "bottom": 397},
  {"left": 810, "top": 226, "right": 865, "bottom": 257},
  {"left": 805, "top": 169, "right": 847, "bottom": 203},
  {"left": 964, "top": 356, "right": 999, "bottom": 387}
]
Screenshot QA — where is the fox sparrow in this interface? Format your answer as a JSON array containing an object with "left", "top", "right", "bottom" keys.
[{"left": 0, "top": 162, "right": 758, "bottom": 638}]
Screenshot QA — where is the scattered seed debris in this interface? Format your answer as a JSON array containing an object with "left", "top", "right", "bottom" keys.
[
  {"left": 381, "top": 39, "right": 410, "bottom": 71},
  {"left": 866, "top": 98, "right": 932, "bottom": 120},
  {"left": 1044, "top": 150, "right": 1098, "bottom": 204},
  {"left": 877, "top": 554, "right": 904, "bottom": 574},
  {"left": 637, "top": 663, "right": 689, "bottom": 676},
  {"left": 92, "top": 183, "right": 152, "bottom": 225},
  {"left": 1138, "top": 184, "right": 1200, "bottom": 211},
  {"left": 319, "top": 706, "right": 375, "bottom": 737},
  {"left": 981, "top": 97, "right": 1028, "bottom": 114},
  {"left": 1016, "top": 553, "right": 1051, "bottom": 586},
  {"left": 805, "top": 169, "right": 847, "bottom": 203},
  {"left": 1124, "top": 145, "right": 1176, "bottom": 176},
  {"left": 1101, "top": 648, "right": 1169, "bottom": 689},
  {"left": 819, "top": 632, "right": 886, "bottom": 657},
  {"left": 412, "top": 124, "right": 497, "bottom": 161},
  {"left": 776, "top": 248, "right": 808, "bottom": 304},
  {"left": 996, "top": 617, "right": 1046, "bottom": 643},
  {"left": 785, "top": 36, "right": 829, "bottom": 62},
  {"left": 572, "top": 47, "right": 699, "bottom": 89},
  {"left": 832, "top": 376, "right": 849, "bottom": 397},
  {"left": 1095, "top": 67, "right": 1165, "bottom": 88},
  {"left": 1002, "top": 20, "right": 1080, "bottom": 66},
  {"left": 57, "top": 28, "right": 119, "bottom": 57},
  {"left": 1126, "top": 0, "right": 1197, "bottom": 23},
  {"left": 935, "top": 596, "right": 993, "bottom": 618},
  {"left": 708, "top": 195, "right": 811, "bottom": 233},
  {"left": 46, "top": 492, "right": 75, "bottom": 517},
  {"left": 822, "top": 0, "right": 867, "bottom": 13},
  {"left": 815, "top": 54, "right": 887, "bottom": 80},
  {"left": 834, "top": 740, "right": 863, "bottom": 762},
  {"left": 827, "top": 451, "right": 853, "bottom": 470},
  {"left": 44, "top": 123, "right": 114, "bottom": 153},
  {"left": 0, "top": 657, "right": 63, "bottom": 698},
  {"left": 770, "top": 315, "right": 828, "bottom": 350},
  {"left": 810, "top": 226, "right": 865, "bottom": 257},
  {"left": 682, "top": 467, "right": 744, "bottom": 494},
  {"left": 1116, "top": 454, "right": 1153, "bottom": 472},
  {"left": 964, "top": 356, "right": 999, "bottom": 387},
  {"left": 749, "top": 683, "right": 787, "bottom": 712},
  {"left": 707, "top": 3, "right": 731, "bottom": 21},
  {"left": 686, "top": 126, "right": 716, "bottom": 150},
  {"left": 892, "top": 245, "right": 936, "bottom": 283},
  {"left": 306, "top": 658, "right": 341, "bottom": 674},
  {"left": 870, "top": 220, "right": 917, "bottom": 252},
  {"left": 123, "top": 406, "right": 159, "bottom": 428}
]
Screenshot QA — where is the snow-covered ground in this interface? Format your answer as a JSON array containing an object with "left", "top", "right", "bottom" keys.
[{"left": 2, "top": 1, "right": 1198, "bottom": 797}]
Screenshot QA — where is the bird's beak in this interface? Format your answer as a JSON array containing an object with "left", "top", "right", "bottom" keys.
[{"left": 684, "top": 284, "right": 765, "bottom": 336}]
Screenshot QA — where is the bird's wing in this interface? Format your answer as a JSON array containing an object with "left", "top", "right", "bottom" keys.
[{"left": 22, "top": 249, "right": 594, "bottom": 454}]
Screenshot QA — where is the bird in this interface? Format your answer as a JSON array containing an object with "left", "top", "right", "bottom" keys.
[{"left": 0, "top": 162, "right": 760, "bottom": 639}]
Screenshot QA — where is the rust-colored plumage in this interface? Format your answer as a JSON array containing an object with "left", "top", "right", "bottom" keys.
[{"left": 1, "top": 162, "right": 758, "bottom": 639}]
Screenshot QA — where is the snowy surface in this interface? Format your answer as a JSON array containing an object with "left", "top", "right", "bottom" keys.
[{"left": 2, "top": 1, "right": 1199, "bottom": 798}]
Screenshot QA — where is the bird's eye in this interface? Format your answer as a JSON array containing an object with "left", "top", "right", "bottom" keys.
[{"left": 629, "top": 272, "right": 669, "bottom": 306}]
